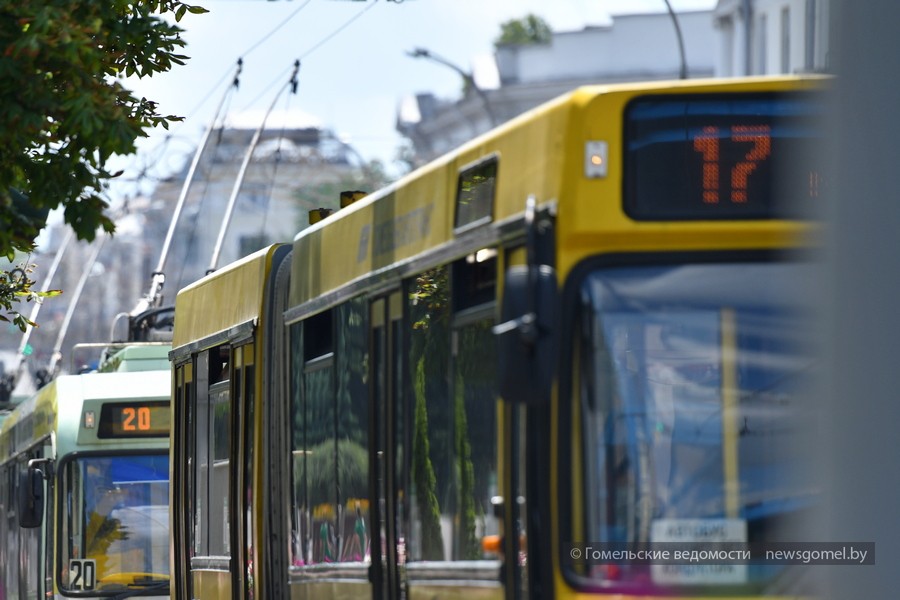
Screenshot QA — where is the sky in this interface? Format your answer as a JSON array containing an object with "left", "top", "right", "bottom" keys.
[{"left": 116, "top": 0, "right": 718, "bottom": 198}]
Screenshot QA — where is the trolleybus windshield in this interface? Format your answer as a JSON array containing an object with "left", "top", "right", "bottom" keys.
[
  {"left": 58, "top": 453, "right": 169, "bottom": 594},
  {"left": 576, "top": 261, "right": 817, "bottom": 589}
]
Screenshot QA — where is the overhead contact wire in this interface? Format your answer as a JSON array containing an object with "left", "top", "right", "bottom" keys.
[
  {"left": 208, "top": 60, "right": 301, "bottom": 274},
  {"left": 240, "top": 0, "right": 380, "bottom": 111}
]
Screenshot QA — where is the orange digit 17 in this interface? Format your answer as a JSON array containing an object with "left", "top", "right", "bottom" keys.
[{"left": 693, "top": 125, "right": 772, "bottom": 204}]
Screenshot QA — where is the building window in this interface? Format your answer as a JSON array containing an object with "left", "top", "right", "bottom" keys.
[
  {"left": 781, "top": 7, "right": 791, "bottom": 74},
  {"left": 758, "top": 14, "right": 768, "bottom": 75},
  {"left": 805, "top": 0, "right": 817, "bottom": 71}
]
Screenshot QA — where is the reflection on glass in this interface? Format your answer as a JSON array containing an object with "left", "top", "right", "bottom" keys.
[
  {"left": 289, "top": 300, "right": 371, "bottom": 568},
  {"left": 578, "top": 263, "right": 817, "bottom": 589},
  {"left": 407, "top": 266, "right": 499, "bottom": 563},
  {"left": 61, "top": 454, "right": 169, "bottom": 592}
]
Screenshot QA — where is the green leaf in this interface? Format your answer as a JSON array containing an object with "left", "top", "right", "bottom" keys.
[{"left": 0, "top": 0, "right": 207, "bottom": 327}]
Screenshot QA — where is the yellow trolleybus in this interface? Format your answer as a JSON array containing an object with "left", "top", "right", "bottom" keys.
[
  {"left": 0, "top": 342, "right": 172, "bottom": 599},
  {"left": 170, "top": 75, "right": 824, "bottom": 600}
]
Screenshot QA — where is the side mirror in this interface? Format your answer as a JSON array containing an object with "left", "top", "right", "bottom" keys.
[
  {"left": 18, "top": 467, "right": 45, "bottom": 528},
  {"left": 495, "top": 264, "right": 557, "bottom": 404}
]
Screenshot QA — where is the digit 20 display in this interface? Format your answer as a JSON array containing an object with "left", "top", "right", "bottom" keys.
[{"left": 98, "top": 401, "right": 170, "bottom": 438}]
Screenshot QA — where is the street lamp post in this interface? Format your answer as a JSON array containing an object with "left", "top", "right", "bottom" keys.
[
  {"left": 407, "top": 47, "right": 498, "bottom": 127},
  {"left": 662, "top": 0, "right": 688, "bottom": 79}
]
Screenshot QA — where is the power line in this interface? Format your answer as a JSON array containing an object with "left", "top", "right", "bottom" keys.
[
  {"left": 209, "top": 61, "right": 301, "bottom": 274},
  {"left": 240, "top": 0, "right": 381, "bottom": 112},
  {"left": 240, "top": 0, "right": 315, "bottom": 58},
  {"left": 255, "top": 76, "right": 300, "bottom": 244},
  {"left": 299, "top": 0, "right": 379, "bottom": 59},
  {"left": 117, "top": 0, "right": 317, "bottom": 192}
]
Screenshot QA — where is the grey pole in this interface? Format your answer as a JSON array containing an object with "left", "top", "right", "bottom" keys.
[
  {"left": 823, "top": 1, "right": 900, "bottom": 597},
  {"left": 407, "top": 47, "right": 498, "bottom": 127}
]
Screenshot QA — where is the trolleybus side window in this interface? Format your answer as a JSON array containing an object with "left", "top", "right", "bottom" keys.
[
  {"left": 209, "top": 373, "right": 231, "bottom": 556},
  {"left": 238, "top": 342, "right": 256, "bottom": 596},
  {"left": 193, "top": 350, "right": 210, "bottom": 558},
  {"left": 289, "top": 322, "right": 308, "bottom": 566},
  {"left": 2, "top": 462, "right": 21, "bottom": 599},
  {"left": 188, "top": 345, "right": 232, "bottom": 562},
  {"left": 407, "top": 265, "right": 452, "bottom": 562},
  {"left": 290, "top": 303, "right": 371, "bottom": 568},
  {"left": 19, "top": 451, "right": 43, "bottom": 597},
  {"left": 405, "top": 253, "right": 499, "bottom": 564},
  {"left": 0, "top": 465, "right": 8, "bottom": 596},
  {"left": 173, "top": 360, "right": 193, "bottom": 598},
  {"left": 455, "top": 156, "right": 497, "bottom": 232},
  {"left": 335, "top": 300, "right": 370, "bottom": 563},
  {"left": 302, "top": 310, "right": 337, "bottom": 565}
]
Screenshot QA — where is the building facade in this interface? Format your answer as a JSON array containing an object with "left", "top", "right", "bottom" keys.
[
  {"left": 714, "top": 0, "right": 830, "bottom": 77},
  {"left": 398, "top": 9, "right": 717, "bottom": 164},
  {"left": 150, "top": 126, "right": 365, "bottom": 292},
  {"left": 398, "top": 1, "right": 830, "bottom": 164}
]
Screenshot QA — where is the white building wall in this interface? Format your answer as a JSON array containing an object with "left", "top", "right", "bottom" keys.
[
  {"left": 760, "top": 2, "right": 776, "bottom": 74},
  {"left": 717, "top": 12, "right": 736, "bottom": 77},
  {"left": 714, "top": 0, "right": 829, "bottom": 76},
  {"left": 499, "top": 11, "right": 716, "bottom": 85},
  {"left": 761, "top": 0, "right": 816, "bottom": 74}
]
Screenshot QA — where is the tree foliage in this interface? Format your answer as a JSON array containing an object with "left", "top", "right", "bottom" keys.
[
  {"left": 0, "top": 0, "right": 207, "bottom": 329},
  {"left": 494, "top": 14, "right": 553, "bottom": 47},
  {"left": 0, "top": 260, "right": 61, "bottom": 332},
  {"left": 412, "top": 357, "right": 445, "bottom": 560}
]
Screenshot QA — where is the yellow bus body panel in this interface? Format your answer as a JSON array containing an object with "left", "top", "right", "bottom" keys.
[
  {"left": 0, "top": 381, "right": 57, "bottom": 462},
  {"left": 192, "top": 570, "right": 231, "bottom": 598},
  {"left": 173, "top": 245, "right": 283, "bottom": 350},
  {"left": 290, "top": 76, "right": 822, "bottom": 310}
]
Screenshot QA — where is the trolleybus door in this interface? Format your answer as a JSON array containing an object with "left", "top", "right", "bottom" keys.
[
  {"left": 496, "top": 229, "right": 558, "bottom": 600},
  {"left": 17, "top": 445, "right": 52, "bottom": 600},
  {"left": 370, "top": 291, "right": 405, "bottom": 600},
  {"left": 500, "top": 403, "right": 530, "bottom": 600}
]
